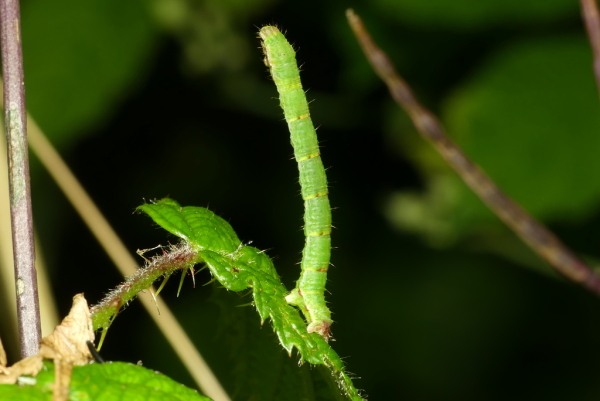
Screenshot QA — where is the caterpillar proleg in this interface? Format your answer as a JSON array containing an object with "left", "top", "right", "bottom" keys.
[{"left": 259, "top": 26, "right": 333, "bottom": 339}]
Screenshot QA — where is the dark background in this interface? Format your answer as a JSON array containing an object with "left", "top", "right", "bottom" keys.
[{"left": 3, "top": 0, "right": 600, "bottom": 399}]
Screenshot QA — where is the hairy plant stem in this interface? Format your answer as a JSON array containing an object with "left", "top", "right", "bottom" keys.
[
  {"left": 347, "top": 9, "right": 600, "bottom": 297},
  {"left": 89, "top": 243, "right": 198, "bottom": 336},
  {"left": 1, "top": 0, "right": 40, "bottom": 357}
]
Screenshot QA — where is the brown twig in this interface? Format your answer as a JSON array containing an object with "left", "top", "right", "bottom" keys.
[
  {"left": 346, "top": 9, "right": 600, "bottom": 296},
  {"left": 1, "top": 0, "right": 41, "bottom": 356},
  {"left": 580, "top": 0, "right": 600, "bottom": 97}
]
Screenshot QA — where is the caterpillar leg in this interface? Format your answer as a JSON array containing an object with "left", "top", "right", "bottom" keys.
[{"left": 286, "top": 288, "right": 333, "bottom": 340}]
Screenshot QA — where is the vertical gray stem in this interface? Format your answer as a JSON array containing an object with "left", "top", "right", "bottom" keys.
[{"left": 1, "top": 0, "right": 41, "bottom": 357}]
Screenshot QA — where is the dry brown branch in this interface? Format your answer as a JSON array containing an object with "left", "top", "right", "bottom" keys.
[{"left": 580, "top": 0, "right": 600, "bottom": 97}]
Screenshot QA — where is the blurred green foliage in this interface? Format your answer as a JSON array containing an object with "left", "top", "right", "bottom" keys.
[
  {"left": 447, "top": 36, "right": 600, "bottom": 223},
  {"left": 2, "top": 0, "right": 600, "bottom": 400},
  {"left": 372, "top": 0, "right": 577, "bottom": 29},
  {"left": 21, "top": 0, "right": 158, "bottom": 148}
]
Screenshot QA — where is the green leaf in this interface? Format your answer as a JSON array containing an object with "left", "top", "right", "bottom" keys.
[
  {"left": 137, "top": 198, "right": 363, "bottom": 400},
  {"left": 0, "top": 385, "right": 47, "bottom": 401},
  {"left": 139, "top": 198, "right": 241, "bottom": 254},
  {"left": 0, "top": 361, "right": 210, "bottom": 401}
]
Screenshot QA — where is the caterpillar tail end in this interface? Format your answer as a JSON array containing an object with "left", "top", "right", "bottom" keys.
[{"left": 308, "top": 320, "right": 332, "bottom": 341}]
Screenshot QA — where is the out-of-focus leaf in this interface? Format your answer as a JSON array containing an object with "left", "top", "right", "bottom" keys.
[
  {"left": 0, "top": 361, "right": 210, "bottom": 401},
  {"left": 0, "top": 385, "right": 47, "bottom": 401},
  {"left": 385, "top": 36, "right": 600, "bottom": 243},
  {"left": 151, "top": 0, "right": 276, "bottom": 74},
  {"left": 372, "top": 0, "right": 577, "bottom": 29},
  {"left": 21, "top": 0, "right": 158, "bottom": 148},
  {"left": 446, "top": 36, "right": 600, "bottom": 224}
]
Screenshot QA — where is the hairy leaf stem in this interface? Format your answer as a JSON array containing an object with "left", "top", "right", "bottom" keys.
[{"left": 90, "top": 243, "right": 198, "bottom": 341}]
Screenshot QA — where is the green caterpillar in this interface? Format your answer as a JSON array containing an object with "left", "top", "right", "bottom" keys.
[{"left": 259, "top": 26, "right": 333, "bottom": 339}]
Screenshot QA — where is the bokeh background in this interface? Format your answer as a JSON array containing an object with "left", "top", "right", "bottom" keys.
[{"left": 3, "top": 0, "right": 600, "bottom": 399}]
